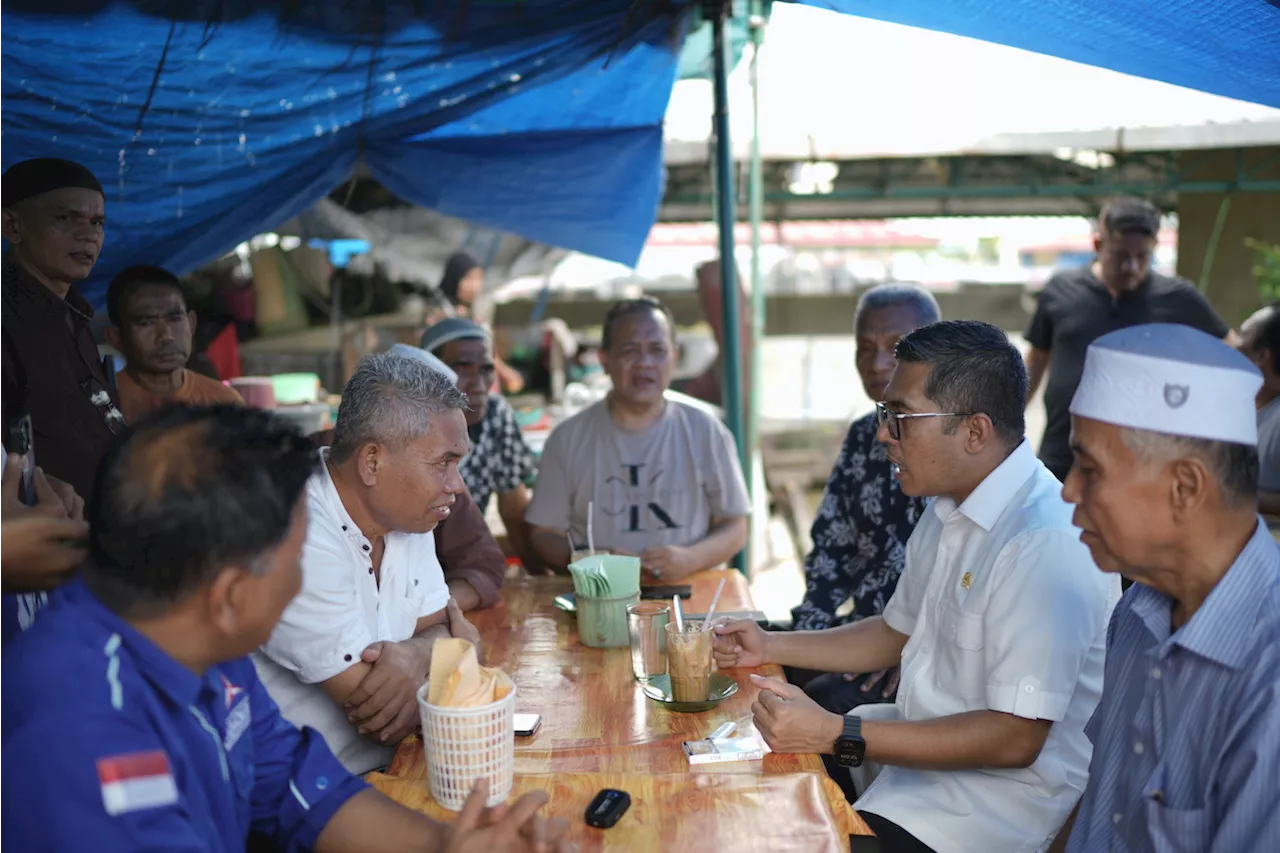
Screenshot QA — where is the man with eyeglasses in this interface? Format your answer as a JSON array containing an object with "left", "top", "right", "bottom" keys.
[
  {"left": 714, "top": 321, "right": 1120, "bottom": 853},
  {"left": 1024, "top": 197, "right": 1233, "bottom": 483}
]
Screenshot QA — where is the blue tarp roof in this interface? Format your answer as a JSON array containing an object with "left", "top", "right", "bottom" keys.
[
  {"left": 802, "top": 1, "right": 1280, "bottom": 110},
  {"left": 2, "top": 1, "right": 689, "bottom": 306},
  {"left": 3, "top": 1, "right": 1277, "bottom": 309}
]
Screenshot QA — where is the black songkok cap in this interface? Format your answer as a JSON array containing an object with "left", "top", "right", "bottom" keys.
[{"left": 2, "top": 158, "right": 104, "bottom": 208}]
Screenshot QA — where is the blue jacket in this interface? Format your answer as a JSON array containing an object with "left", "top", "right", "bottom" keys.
[{"left": 2, "top": 579, "right": 368, "bottom": 852}]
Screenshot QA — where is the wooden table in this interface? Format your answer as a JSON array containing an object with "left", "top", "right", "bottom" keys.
[{"left": 381, "top": 570, "right": 871, "bottom": 850}]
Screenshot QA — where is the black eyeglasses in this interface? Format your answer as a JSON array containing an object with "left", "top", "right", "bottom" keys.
[{"left": 876, "top": 402, "right": 974, "bottom": 441}]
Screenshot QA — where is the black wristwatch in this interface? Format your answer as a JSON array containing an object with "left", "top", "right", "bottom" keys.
[{"left": 833, "top": 715, "right": 866, "bottom": 768}]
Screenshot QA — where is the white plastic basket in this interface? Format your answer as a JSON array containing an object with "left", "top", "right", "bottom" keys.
[{"left": 416, "top": 680, "right": 516, "bottom": 811}]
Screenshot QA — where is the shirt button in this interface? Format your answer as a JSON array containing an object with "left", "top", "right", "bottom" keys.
[
  {"left": 1151, "top": 667, "right": 1162, "bottom": 680},
  {"left": 1133, "top": 742, "right": 1144, "bottom": 755},
  {"left": 368, "top": 567, "right": 374, "bottom": 575},
  {"left": 362, "top": 544, "right": 370, "bottom": 552},
  {"left": 1112, "top": 813, "right": 1123, "bottom": 825},
  {"left": 1024, "top": 685, "right": 1035, "bottom": 693},
  {"left": 316, "top": 776, "right": 329, "bottom": 791},
  {"left": 344, "top": 654, "right": 353, "bottom": 662},
  {"left": 342, "top": 525, "right": 348, "bottom": 532}
]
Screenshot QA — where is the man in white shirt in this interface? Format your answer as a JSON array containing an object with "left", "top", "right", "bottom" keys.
[
  {"left": 254, "top": 351, "right": 482, "bottom": 774},
  {"left": 714, "top": 320, "right": 1120, "bottom": 853}
]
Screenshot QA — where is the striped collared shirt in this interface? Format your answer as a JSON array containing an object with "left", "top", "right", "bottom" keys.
[{"left": 1067, "top": 520, "right": 1280, "bottom": 853}]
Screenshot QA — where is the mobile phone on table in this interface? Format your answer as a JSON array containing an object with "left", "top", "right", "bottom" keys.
[
  {"left": 514, "top": 713, "right": 542, "bottom": 737},
  {"left": 640, "top": 585, "right": 693, "bottom": 600},
  {"left": 5, "top": 414, "right": 37, "bottom": 507},
  {"left": 585, "top": 789, "right": 630, "bottom": 828}
]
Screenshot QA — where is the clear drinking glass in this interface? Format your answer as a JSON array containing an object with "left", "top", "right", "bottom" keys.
[
  {"left": 664, "top": 621, "right": 713, "bottom": 702},
  {"left": 627, "top": 601, "right": 670, "bottom": 683}
]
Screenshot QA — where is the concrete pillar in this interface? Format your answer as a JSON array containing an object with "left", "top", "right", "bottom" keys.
[{"left": 1175, "top": 147, "right": 1280, "bottom": 327}]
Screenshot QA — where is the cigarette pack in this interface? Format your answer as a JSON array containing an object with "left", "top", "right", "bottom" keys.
[{"left": 682, "top": 734, "right": 767, "bottom": 765}]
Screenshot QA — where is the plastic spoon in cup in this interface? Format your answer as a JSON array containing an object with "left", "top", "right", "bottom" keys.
[
  {"left": 702, "top": 578, "right": 727, "bottom": 631},
  {"left": 673, "top": 594, "right": 684, "bottom": 632}
]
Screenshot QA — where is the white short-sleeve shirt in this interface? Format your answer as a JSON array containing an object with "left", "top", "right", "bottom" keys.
[
  {"left": 253, "top": 449, "right": 450, "bottom": 773},
  {"left": 857, "top": 440, "right": 1121, "bottom": 853}
]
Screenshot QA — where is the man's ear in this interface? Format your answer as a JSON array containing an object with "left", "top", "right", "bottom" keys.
[
  {"left": 1, "top": 208, "right": 21, "bottom": 244},
  {"left": 965, "top": 413, "right": 998, "bottom": 455},
  {"left": 357, "top": 442, "right": 381, "bottom": 487},
  {"left": 1168, "top": 456, "right": 1211, "bottom": 520},
  {"left": 104, "top": 325, "right": 124, "bottom": 353},
  {"left": 186, "top": 309, "right": 198, "bottom": 334},
  {"left": 205, "top": 565, "right": 251, "bottom": 638}
]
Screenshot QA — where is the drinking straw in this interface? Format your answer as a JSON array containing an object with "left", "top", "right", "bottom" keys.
[
  {"left": 587, "top": 501, "right": 595, "bottom": 555},
  {"left": 702, "top": 578, "right": 727, "bottom": 631},
  {"left": 672, "top": 594, "right": 685, "bottom": 632}
]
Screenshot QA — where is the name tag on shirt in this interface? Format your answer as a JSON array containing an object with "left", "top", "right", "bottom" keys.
[{"left": 97, "top": 750, "right": 179, "bottom": 816}]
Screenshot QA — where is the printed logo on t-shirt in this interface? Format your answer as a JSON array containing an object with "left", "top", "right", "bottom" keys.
[{"left": 603, "top": 463, "right": 682, "bottom": 533}]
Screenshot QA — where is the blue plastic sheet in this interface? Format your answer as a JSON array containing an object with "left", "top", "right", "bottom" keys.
[
  {"left": 802, "top": 0, "right": 1280, "bottom": 109},
  {"left": 1, "top": 1, "right": 687, "bottom": 306}
]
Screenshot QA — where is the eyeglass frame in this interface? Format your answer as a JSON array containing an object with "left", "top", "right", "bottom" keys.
[{"left": 875, "top": 401, "right": 975, "bottom": 441}]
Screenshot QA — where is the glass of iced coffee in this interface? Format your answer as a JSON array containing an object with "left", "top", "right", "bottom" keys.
[{"left": 664, "top": 621, "right": 713, "bottom": 702}]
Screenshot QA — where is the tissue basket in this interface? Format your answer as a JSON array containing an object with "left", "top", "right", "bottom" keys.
[{"left": 416, "top": 681, "right": 516, "bottom": 810}]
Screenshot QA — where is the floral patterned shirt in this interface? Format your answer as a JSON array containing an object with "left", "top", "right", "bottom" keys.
[
  {"left": 790, "top": 412, "right": 926, "bottom": 631},
  {"left": 458, "top": 394, "right": 538, "bottom": 514}
]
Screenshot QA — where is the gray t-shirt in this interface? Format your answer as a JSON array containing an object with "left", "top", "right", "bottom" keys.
[
  {"left": 1259, "top": 397, "right": 1280, "bottom": 493},
  {"left": 526, "top": 399, "right": 750, "bottom": 554}
]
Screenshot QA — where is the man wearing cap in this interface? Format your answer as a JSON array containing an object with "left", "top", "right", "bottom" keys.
[
  {"left": 420, "top": 318, "right": 541, "bottom": 573},
  {"left": 1025, "top": 197, "right": 1233, "bottom": 483},
  {"left": 1238, "top": 302, "right": 1280, "bottom": 518},
  {"left": 1048, "top": 324, "right": 1279, "bottom": 852},
  {"left": 2, "top": 157, "right": 126, "bottom": 500}
]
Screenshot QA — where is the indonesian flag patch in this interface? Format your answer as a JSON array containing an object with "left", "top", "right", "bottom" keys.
[{"left": 96, "top": 750, "right": 179, "bottom": 816}]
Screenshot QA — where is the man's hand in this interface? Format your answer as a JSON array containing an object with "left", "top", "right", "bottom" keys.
[
  {"left": 712, "top": 619, "right": 769, "bottom": 669},
  {"left": 444, "top": 780, "right": 576, "bottom": 853},
  {"left": 1, "top": 516, "right": 89, "bottom": 591},
  {"left": 346, "top": 641, "right": 426, "bottom": 744},
  {"left": 639, "top": 544, "right": 697, "bottom": 581},
  {"left": 749, "top": 674, "right": 844, "bottom": 755},
  {"left": 860, "top": 666, "right": 900, "bottom": 699},
  {"left": 2, "top": 456, "right": 76, "bottom": 522},
  {"left": 447, "top": 597, "right": 483, "bottom": 654},
  {"left": 1, "top": 457, "right": 88, "bottom": 592}
]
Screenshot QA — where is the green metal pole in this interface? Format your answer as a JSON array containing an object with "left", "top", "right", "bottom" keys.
[
  {"left": 710, "top": 1, "right": 746, "bottom": 572},
  {"left": 745, "top": 2, "right": 766, "bottom": 576}
]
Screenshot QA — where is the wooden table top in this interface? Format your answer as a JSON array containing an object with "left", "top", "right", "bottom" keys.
[{"left": 382, "top": 569, "right": 871, "bottom": 845}]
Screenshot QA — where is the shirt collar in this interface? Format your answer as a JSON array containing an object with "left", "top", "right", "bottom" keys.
[
  {"left": 1169, "top": 520, "right": 1279, "bottom": 669},
  {"left": 2, "top": 252, "right": 96, "bottom": 320},
  {"left": 63, "top": 577, "right": 208, "bottom": 708},
  {"left": 933, "top": 439, "right": 1038, "bottom": 531},
  {"left": 315, "top": 447, "right": 372, "bottom": 548}
]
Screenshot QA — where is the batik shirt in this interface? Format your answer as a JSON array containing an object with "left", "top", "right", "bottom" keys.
[
  {"left": 790, "top": 412, "right": 925, "bottom": 631},
  {"left": 458, "top": 395, "right": 537, "bottom": 514}
]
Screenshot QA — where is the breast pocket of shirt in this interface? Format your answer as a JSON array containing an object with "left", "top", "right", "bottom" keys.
[
  {"left": 936, "top": 603, "right": 987, "bottom": 706},
  {"left": 1144, "top": 765, "right": 1211, "bottom": 853}
]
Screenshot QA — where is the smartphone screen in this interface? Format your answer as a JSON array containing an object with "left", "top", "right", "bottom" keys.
[{"left": 514, "top": 713, "right": 542, "bottom": 737}]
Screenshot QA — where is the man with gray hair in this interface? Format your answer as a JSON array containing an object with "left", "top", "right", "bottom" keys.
[
  {"left": 1049, "top": 323, "right": 1279, "bottom": 852},
  {"left": 254, "top": 351, "right": 483, "bottom": 774}
]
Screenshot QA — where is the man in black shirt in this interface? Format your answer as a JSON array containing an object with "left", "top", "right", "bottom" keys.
[
  {"left": 2, "top": 158, "right": 125, "bottom": 500},
  {"left": 1024, "top": 197, "right": 1233, "bottom": 481}
]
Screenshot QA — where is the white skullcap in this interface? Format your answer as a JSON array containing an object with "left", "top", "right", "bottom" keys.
[
  {"left": 386, "top": 343, "right": 458, "bottom": 384},
  {"left": 1070, "top": 323, "right": 1262, "bottom": 446}
]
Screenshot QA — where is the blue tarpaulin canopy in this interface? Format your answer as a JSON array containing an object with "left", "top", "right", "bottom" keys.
[
  {"left": 802, "top": 1, "right": 1280, "bottom": 110},
  {"left": 2, "top": 1, "right": 690, "bottom": 305},
  {"left": 3, "top": 0, "right": 1277, "bottom": 309}
]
